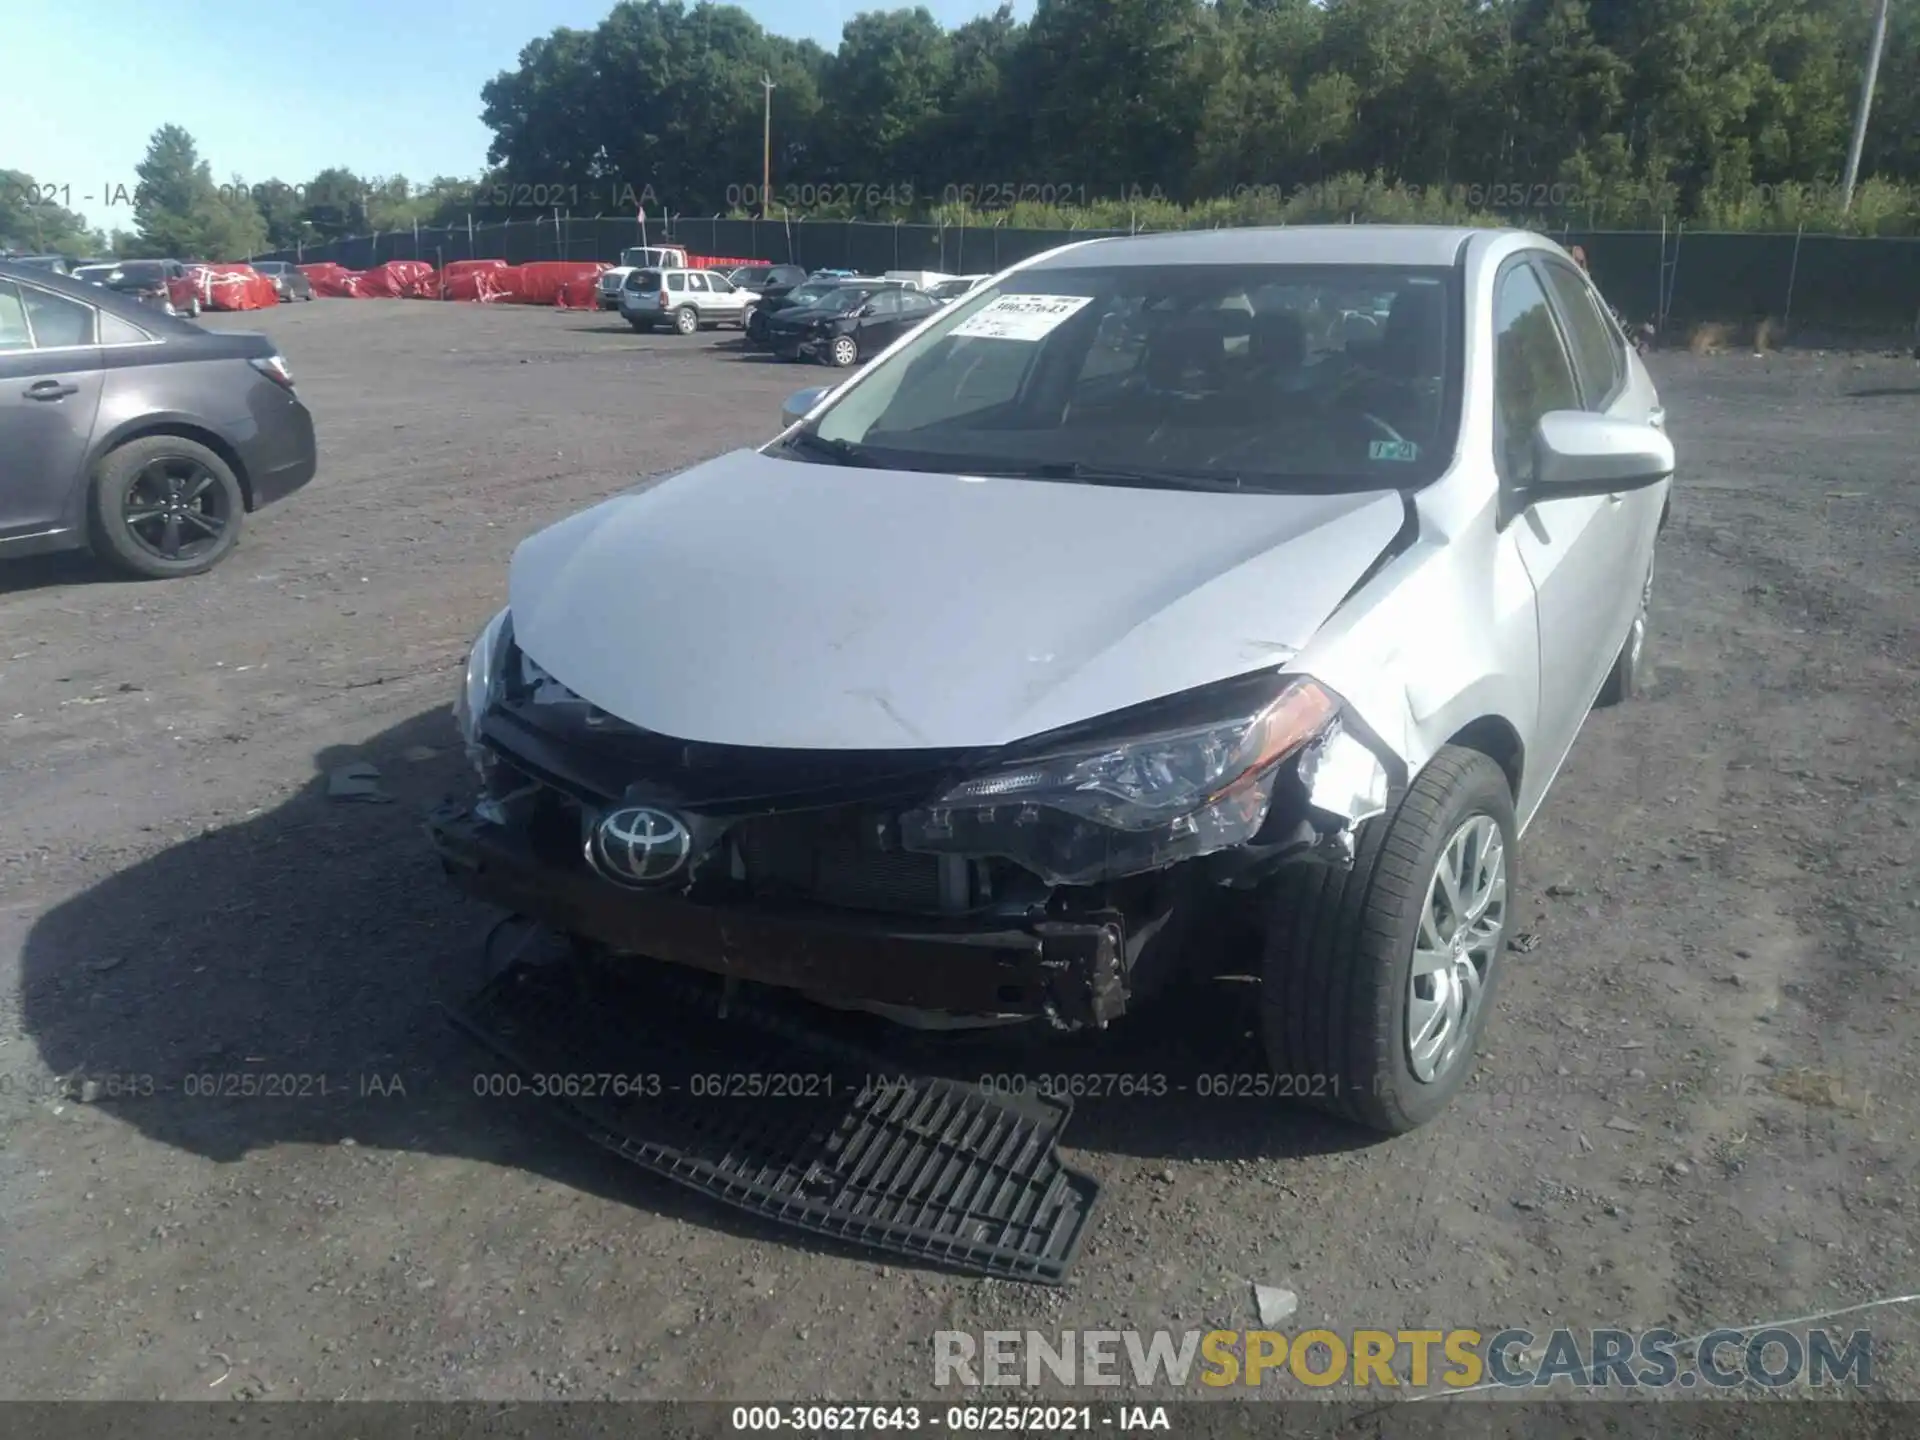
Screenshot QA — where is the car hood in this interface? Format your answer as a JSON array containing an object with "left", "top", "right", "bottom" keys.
[{"left": 508, "top": 449, "right": 1406, "bottom": 751}]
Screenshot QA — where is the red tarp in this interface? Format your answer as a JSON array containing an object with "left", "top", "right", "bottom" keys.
[
  {"left": 443, "top": 267, "right": 510, "bottom": 303},
  {"left": 202, "top": 265, "right": 280, "bottom": 311},
  {"left": 299, "top": 262, "right": 362, "bottom": 298},
  {"left": 485, "top": 261, "right": 610, "bottom": 307},
  {"left": 352, "top": 260, "right": 438, "bottom": 298},
  {"left": 441, "top": 258, "right": 508, "bottom": 282}
]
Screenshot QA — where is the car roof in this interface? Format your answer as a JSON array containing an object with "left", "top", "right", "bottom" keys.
[
  {"left": 0, "top": 260, "right": 207, "bottom": 335},
  {"left": 1022, "top": 224, "right": 1501, "bottom": 270}
]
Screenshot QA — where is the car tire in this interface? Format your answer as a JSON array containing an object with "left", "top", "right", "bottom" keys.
[
  {"left": 187, "top": 297, "right": 201, "bottom": 318},
  {"left": 89, "top": 436, "right": 246, "bottom": 580},
  {"left": 1595, "top": 553, "right": 1654, "bottom": 707},
  {"left": 829, "top": 335, "right": 859, "bottom": 368},
  {"left": 1258, "top": 744, "right": 1516, "bottom": 1135},
  {"left": 673, "top": 306, "right": 699, "bottom": 336}
]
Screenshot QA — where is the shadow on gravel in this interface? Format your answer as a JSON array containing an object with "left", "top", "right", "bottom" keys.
[
  {"left": 20, "top": 704, "right": 1364, "bottom": 1265},
  {"left": 1845, "top": 385, "right": 1920, "bottom": 399},
  {"left": 0, "top": 551, "right": 124, "bottom": 595}
]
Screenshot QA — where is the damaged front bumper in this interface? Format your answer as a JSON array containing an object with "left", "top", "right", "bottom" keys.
[{"left": 427, "top": 801, "right": 1133, "bottom": 1028}]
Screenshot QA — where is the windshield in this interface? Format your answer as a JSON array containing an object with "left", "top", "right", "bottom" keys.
[
  {"left": 254, "top": 262, "right": 285, "bottom": 274},
  {"left": 784, "top": 282, "right": 838, "bottom": 304},
  {"left": 804, "top": 262, "right": 1460, "bottom": 493},
  {"left": 731, "top": 267, "right": 772, "bottom": 286},
  {"left": 931, "top": 280, "right": 975, "bottom": 299},
  {"left": 620, "top": 248, "right": 673, "bottom": 267},
  {"left": 73, "top": 265, "right": 117, "bottom": 282},
  {"left": 113, "top": 262, "right": 166, "bottom": 284}
]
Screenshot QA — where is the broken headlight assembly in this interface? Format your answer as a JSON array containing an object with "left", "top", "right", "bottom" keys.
[
  {"left": 453, "top": 605, "right": 513, "bottom": 775},
  {"left": 900, "top": 674, "right": 1379, "bottom": 886}
]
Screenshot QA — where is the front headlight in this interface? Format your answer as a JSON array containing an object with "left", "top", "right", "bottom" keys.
[
  {"left": 453, "top": 607, "right": 513, "bottom": 759},
  {"left": 900, "top": 675, "right": 1342, "bottom": 885}
]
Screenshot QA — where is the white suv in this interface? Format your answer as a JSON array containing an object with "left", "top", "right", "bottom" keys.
[{"left": 618, "top": 267, "right": 753, "bottom": 335}]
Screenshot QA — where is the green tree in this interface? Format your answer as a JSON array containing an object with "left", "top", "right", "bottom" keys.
[{"left": 128, "top": 126, "right": 268, "bottom": 259}]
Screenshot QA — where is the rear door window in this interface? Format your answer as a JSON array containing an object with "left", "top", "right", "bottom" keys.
[{"left": 21, "top": 285, "right": 97, "bottom": 348}]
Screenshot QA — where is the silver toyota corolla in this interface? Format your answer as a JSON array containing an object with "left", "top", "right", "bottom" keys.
[{"left": 434, "top": 224, "right": 1673, "bottom": 1134}]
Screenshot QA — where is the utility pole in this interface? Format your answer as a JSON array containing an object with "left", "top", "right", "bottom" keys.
[
  {"left": 761, "top": 73, "right": 776, "bottom": 221},
  {"left": 1840, "top": 0, "right": 1892, "bottom": 212}
]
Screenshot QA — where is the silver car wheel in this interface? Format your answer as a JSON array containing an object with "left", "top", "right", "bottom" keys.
[
  {"left": 831, "top": 336, "right": 858, "bottom": 367},
  {"left": 1406, "top": 813, "right": 1507, "bottom": 1084}
]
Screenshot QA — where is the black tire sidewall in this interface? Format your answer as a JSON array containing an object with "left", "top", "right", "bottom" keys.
[
  {"left": 90, "top": 437, "right": 245, "bottom": 579},
  {"left": 1360, "top": 754, "right": 1518, "bottom": 1129}
]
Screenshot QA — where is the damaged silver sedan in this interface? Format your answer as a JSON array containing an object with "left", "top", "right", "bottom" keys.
[{"left": 431, "top": 223, "right": 1674, "bottom": 1134}]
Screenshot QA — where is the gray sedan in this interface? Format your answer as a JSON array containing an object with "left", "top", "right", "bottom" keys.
[{"left": 0, "top": 260, "right": 317, "bottom": 578}]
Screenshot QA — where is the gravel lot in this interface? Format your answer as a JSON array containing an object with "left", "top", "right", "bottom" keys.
[{"left": 1, "top": 299, "right": 1915, "bottom": 1404}]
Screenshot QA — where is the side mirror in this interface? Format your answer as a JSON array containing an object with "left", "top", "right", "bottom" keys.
[
  {"left": 1526, "top": 411, "right": 1674, "bottom": 502},
  {"left": 782, "top": 386, "right": 829, "bottom": 428}
]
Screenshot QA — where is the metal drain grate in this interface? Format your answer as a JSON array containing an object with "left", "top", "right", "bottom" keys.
[{"left": 449, "top": 953, "right": 1101, "bottom": 1283}]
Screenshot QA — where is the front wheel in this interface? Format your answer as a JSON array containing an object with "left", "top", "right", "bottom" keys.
[
  {"left": 672, "top": 306, "right": 699, "bottom": 336},
  {"left": 1259, "top": 745, "right": 1516, "bottom": 1135},
  {"left": 89, "top": 436, "right": 246, "bottom": 579},
  {"left": 828, "top": 335, "right": 859, "bottom": 368}
]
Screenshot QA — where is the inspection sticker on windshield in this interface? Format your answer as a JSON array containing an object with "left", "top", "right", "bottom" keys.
[
  {"left": 1369, "top": 440, "right": 1420, "bottom": 461},
  {"left": 950, "top": 294, "right": 1094, "bottom": 341}
]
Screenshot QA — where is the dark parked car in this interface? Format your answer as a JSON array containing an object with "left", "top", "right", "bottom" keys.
[
  {"left": 67, "top": 259, "right": 201, "bottom": 317},
  {"left": 745, "top": 276, "right": 900, "bottom": 347},
  {"left": 0, "top": 261, "right": 316, "bottom": 578},
  {"left": 724, "top": 263, "right": 808, "bottom": 296},
  {"left": 5, "top": 255, "right": 72, "bottom": 276},
  {"left": 767, "top": 283, "right": 941, "bottom": 367},
  {"left": 249, "top": 260, "right": 314, "bottom": 302}
]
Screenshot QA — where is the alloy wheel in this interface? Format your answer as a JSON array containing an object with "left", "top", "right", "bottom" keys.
[
  {"left": 1406, "top": 813, "right": 1507, "bottom": 1083},
  {"left": 832, "top": 336, "right": 857, "bottom": 367},
  {"left": 122, "top": 457, "right": 232, "bottom": 564}
]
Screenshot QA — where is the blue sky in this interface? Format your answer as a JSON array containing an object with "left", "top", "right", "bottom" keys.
[{"left": 6, "top": 0, "right": 1031, "bottom": 234}]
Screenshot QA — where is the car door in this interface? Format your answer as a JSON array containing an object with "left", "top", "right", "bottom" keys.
[
  {"left": 856, "top": 288, "right": 906, "bottom": 352},
  {"left": 704, "top": 270, "right": 747, "bottom": 319},
  {"left": 0, "top": 279, "right": 106, "bottom": 540},
  {"left": 682, "top": 271, "right": 710, "bottom": 315},
  {"left": 1494, "top": 259, "right": 1636, "bottom": 783}
]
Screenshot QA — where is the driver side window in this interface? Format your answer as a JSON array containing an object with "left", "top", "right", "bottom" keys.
[{"left": 1492, "top": 265, "right": 1580, "bottom": 482}]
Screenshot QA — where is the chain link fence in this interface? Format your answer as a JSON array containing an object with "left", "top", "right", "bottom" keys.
[{"left": 258, "top": 216, "right": 1920, "bottom": 334}]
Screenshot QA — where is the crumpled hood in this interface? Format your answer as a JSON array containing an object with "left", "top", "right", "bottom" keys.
[{"left": 508, "top": 449, "right": 1406, "bottom": 750}]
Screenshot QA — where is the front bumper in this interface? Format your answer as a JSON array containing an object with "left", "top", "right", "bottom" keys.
[{"left": 426, "top": 802, "right": 1130, "bottom": 1028}]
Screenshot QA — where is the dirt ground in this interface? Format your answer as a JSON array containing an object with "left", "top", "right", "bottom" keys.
[{"left": 0, "top": 299, "right": 1915, "bottom": 1405}]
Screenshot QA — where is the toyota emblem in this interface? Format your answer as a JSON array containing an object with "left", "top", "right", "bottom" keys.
[{"left": 586, "top": 805, "right": 692, "bottom": 887}]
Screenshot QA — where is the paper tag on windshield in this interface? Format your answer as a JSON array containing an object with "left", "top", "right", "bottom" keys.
[{"left": 950, "top": 294, "right": 1093, "bottom": 342}]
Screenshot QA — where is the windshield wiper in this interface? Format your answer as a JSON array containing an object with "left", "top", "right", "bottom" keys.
[
  {"left": 969, "top": 460, "right": 1249, "bottom": 492},
  {"left": 781, "top": 430, "right": 879, "bottom": 467}
]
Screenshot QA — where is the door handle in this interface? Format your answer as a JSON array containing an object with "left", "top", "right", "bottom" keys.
[{"left": 25, "top": 380, "right": 80, "bottom": 400}]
